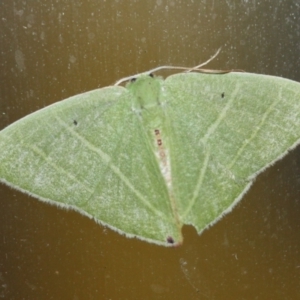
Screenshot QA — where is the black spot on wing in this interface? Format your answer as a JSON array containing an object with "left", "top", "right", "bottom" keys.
[{"left": 167, "top": 236, "right": 174, "bottom": 244}]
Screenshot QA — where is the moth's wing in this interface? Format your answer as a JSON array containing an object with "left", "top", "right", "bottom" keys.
[
  {"left": 0, "top": 86, "right": 179, "bottom": 246},
  {"left": 163, "top": 72, "right": 300, "bottom": 233}
]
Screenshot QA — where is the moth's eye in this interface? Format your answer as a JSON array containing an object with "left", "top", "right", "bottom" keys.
[
  {"left": 149, "top": 73, "right": 154, "bottom": 78},
  {"left": 130, "top": 78, "right": 137, "bottom": 83}
]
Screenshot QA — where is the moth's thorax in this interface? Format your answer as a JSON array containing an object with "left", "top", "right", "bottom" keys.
[
  {"left": 126, "top": 75, "right": 162, "bottom": 105},
  {"left": 127, "top": 75, "right": 165, "bottom": 129}
]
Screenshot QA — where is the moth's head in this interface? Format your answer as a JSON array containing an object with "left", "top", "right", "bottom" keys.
[{"left": 126, "top": 74, "right": 163, "bottom": 109}]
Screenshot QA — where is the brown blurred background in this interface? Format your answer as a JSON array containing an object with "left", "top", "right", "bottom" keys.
[{"left": 0, "top": 1, "right": 300, "bottom": 299}]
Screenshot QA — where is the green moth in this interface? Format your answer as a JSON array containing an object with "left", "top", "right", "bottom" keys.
[{"left": 1, "top": 71, "right": 300, "bottom": 246}]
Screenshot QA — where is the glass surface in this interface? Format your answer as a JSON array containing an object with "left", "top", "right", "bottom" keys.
[{"left": 1, "top": 1, "right": 300, "bottom": 299}]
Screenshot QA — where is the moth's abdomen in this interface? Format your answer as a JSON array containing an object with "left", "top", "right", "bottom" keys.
[{"left": 153, "top": 128, "right": 172, "bottom": 191}]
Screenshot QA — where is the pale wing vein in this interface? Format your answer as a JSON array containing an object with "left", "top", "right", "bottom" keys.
[
  {"left": 55, "top": 116, "right": 166, "bottom": 219},
  {"left": 182, "top": 86, "right": 239, "bottom": 217},
  {"left": 1, "top": 128, "right": 93, "bottom": 195},
  {"left": 29, "top": 144, "right": 93, "bottom": 194},
  {"left": 182, "top": 148, "right": 210, "bottom": 218},
  {"left": 198, "top": 85, "right": 239, "bottom": 147},
  {"left": 227, "top": 89, "right": 283, "bottom": 171}
]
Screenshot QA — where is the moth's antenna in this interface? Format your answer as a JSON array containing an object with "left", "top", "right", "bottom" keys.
[
  {"left": 114, "top": 66, "right": 188, "bottom": 86},
  {"left": 114, "top": 48, "right": 228, "bottom": 86},
  {"left": 185, "top": 47, "right": 221, "bottom": 72}
]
